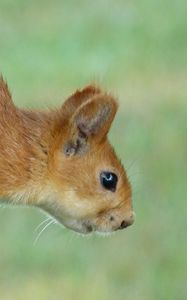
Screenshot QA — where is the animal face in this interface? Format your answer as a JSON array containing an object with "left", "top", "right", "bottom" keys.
[
  {"left": 41, "top": 86, "right": 135, "bottom": 234},
  {"left": 48, "top": 141, "right": 134, "bottom": 234}
]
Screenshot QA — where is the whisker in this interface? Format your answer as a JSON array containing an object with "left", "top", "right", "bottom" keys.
[
  {"left": 125, "top": 158, "right": 140, "bottom": 174},
  {"left": 34, "top": 216, "right": 53, "bottom": 233},
  {"left": 33, "top": 219, "right": 56, "bottom": 245}
]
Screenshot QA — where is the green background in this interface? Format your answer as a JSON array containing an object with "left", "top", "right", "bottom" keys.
[{"left": 0, "top": 1, "right": 186, "bottom": 299}]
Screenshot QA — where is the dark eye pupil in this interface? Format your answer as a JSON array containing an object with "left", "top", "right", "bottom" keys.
[{"left": 100, "top": 172, "right": 118, "bottom": 192}]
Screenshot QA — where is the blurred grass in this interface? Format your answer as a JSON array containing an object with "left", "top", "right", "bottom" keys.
[{"left": 0, "top": 1, "right": 187, "bottom": 299}]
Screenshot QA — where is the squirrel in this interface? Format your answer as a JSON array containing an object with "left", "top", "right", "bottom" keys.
[{"left": 0, "top": 76, "right": 134, "bottom": 234}]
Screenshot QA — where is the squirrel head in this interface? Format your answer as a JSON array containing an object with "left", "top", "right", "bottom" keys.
[{"left": 40, "top": 86, "right": 135, "bottom": 234}]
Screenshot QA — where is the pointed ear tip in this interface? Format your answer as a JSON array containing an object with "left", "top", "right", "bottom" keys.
[
  {"left": 80, "top": 84, "right": 102, "bottom": 94},
  {"left": 80, "top": 92, "right": 119, "bottom": 114}
]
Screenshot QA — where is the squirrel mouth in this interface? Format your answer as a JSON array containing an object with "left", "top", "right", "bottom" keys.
[
  {"left": 85, "top": 224, "right": 93, "bottom": 233},
  {"left": 61, "top": 219, "right": 94, "bottom": 234},
  {"left": 82, "top": 221, "right": 94, "bottom": 233}
]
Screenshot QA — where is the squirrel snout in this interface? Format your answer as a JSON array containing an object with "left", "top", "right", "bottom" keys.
[{"left": 118, "top": 211, "right": 135, "bottom": 230}]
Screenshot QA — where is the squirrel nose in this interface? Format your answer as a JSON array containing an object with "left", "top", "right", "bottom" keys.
[
  {"left": 118, "top": 212, "right": 135, "bottom": 230},
  {"left": 119, "top": 220, "right": 131, "bottom": 229}
]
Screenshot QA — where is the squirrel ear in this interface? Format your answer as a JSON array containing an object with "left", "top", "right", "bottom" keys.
[
  {"left": 61, "top": 85, "right": 101, "bottom": 120},
  {"left": 64, "top": 94, "right": 118, "bottom": 156}
]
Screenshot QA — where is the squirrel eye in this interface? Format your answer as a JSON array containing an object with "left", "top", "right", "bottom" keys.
[{"left": 100, "top": 172, "right": 118, "bottom": 192}]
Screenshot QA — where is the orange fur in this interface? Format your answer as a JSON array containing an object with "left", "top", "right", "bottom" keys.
[{"left": 0, "top": 77, "right": 134, "bottom": 234}]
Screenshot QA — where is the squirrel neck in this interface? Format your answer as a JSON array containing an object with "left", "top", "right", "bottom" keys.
[{"left": 0, "top": 107, "right": 60, "bottom": 204}]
